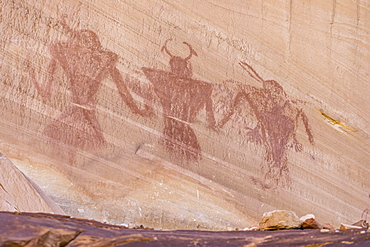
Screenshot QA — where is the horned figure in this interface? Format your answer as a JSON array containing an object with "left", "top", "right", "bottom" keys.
[
  {"left": 28, "top": 16, "right": 148, "bottom": 152},
  {"left": 218, "top": 62, "right": 314, "bottom": 188},
  {"left": 142, "top": 39, "right": 216, "bottom": 162}
]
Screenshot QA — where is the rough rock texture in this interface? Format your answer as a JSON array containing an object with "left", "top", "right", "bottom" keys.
[
  {"left": 301, "top": 218, "right": 322, "bottom": 230},
  {"left": 0, "top": 0, "right": 369, "bottom": 229},
  {"left": 352, "top": 219, "right": 369, "bottom": 228},
  {"left": 0, "top": 153, "right": 64, "bottom": 214},
  {"left": 1, "top": 211, "right": 370, "bottom": 247},
  {"left": 259, "top": 210, "right": 300, "bottom": 230},
  {"left": 322, "top": 223, "right": 336, "bottom": 233},
  {"left": 300, "top": 214, "right": 316, "bottom": 222},
  {"left": 300, "top": 214, "right": 322, "bottom": 229},
  {"left": 340, "top": 223, "right": 363, "bottom": 231}
]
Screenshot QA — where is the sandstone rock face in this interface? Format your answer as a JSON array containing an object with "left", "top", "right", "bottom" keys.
[
  {"left": 259, "top": 210, "right": 300, "bottom": 230},
  {"left": 0, "top": 0, "right": 369, "bottom": 229},
  {"left": 0, "top": 153, "right": 64, "bottom": 214}
]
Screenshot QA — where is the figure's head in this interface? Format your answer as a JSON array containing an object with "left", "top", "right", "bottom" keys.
[
  {"left": 169, "top": 57, "right": 192, "bottom": 78},
  {"left": 59, "top": 16, "right": 101, "bottom": 50},
  {"left": 162, "top": 39, "right": 197, "bottom": 78},
  {"left": 263, "top": 80, "right": 286, "bottom": 99},
  {"left": 71, "top": 29, "right": 101, "bottom": 50}
]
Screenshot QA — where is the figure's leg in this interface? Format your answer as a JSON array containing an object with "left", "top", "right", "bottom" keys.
[
  {"left": 83, "top": 109, "right": 107, "bottom": 149},
  {"left": 181, "top": 125, "right": 201, "bottom": 161},
  {"left": 44, "top": 107, "right": 106, "bottom": 151},
  {"left": 161, "top": 119, "right": 201, "bottom": 162}
]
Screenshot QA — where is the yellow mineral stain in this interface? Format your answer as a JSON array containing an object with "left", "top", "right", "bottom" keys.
[
  {"left": 319, "top": 109, "right": 355, "bottom": 132},
  {"left": 305, "top": 242, "right": 334, "bottom": 247}
]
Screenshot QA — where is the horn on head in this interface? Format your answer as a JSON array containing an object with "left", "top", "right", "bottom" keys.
[
  {"left": 238, "top": 61, "right": 264, "bottom": 83},
  {"left": 161, "top": 39, "right": 174, "bottom": 58},
  {"left": 183, "top": 42, "right": 198, "bottom": 61}
]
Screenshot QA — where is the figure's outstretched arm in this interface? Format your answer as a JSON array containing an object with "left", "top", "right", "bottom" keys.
[
  {"left": 205, "top": 96, "right": 216, "bottom": 130},
  {"left": 28, "top": 59, "right": 58, "bottom": 101},
  {"left": 217, "top": 91, "right": 248, "bottom": 128},
  {"left": 110, "top": 67, "right": 147, "bottom": 116},
  {"left": 298, "top": 109, "right": 314, "bottom": 144}
]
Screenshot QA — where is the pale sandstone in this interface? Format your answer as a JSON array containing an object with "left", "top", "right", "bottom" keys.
[{"left": 0, "top": 152, "right": 64, "bottom": 214}]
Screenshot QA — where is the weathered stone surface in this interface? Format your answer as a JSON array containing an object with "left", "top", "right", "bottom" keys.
[
  {"left": 0, "top": 0, "right": 369, "bottom": 229},
  {"left": 322, "top": 223, "right": 336, "bottom": 233},
  {"left": 1, "top": 211, "right": 370, "bottom": 246},
  {"left": 1, "top": 227, "right": 80, "bottom": 247},
  {"left": 243, "top": 226, "right": 260, "bottom": 231},
  {"left": 259, "top": 210, "right": 300, "bottom": 230},
  {"left": 300, "top": 214, "right": 322, "bottom": 229},
  {"left": 300, "top": 214, "right": 315, "bottom": 221},
  {"left": 352, "top": 219, "right": 369, "bottom": 228},
  {"left": 0, "top": 152, "right": 64, "bottom": 214},
  {"left": 340, "top": 223, "right": 364, "bottom": 231},
  {"left": 301, "top": 218, "right": 322, "bottom": 230}
]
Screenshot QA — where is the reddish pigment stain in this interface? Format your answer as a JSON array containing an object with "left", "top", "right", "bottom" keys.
[
  {"left": 142, "top": 39, "right": 216, "bottom": 162},
  {"left": 219, "top": 62, "right": 314, "bottom": 188}
]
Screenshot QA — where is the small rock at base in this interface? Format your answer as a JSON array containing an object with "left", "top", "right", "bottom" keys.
[
  {"left": 300, "top": 214, "right": 315, "bottom": 222},
  {"left": 351, "top": 220, "right": 369, "bottom": 228},
  {"left": 259, "top": 210, "right": 300, "bottom": 230},
  {"left": 340, "top": 223, "right": 363, "bottom": 232},
  {"left": 243, "top": 226, "right": 259, "bottom": 231},
  {"left": 300, "top": 214, "right": 322, "bottom": 229},
  {"left": 322, "top": 223, "right": 335, "bottom": 233}
]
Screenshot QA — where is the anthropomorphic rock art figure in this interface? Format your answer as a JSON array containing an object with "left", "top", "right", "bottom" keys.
[
  {"left": 142, "top": 39, "right": 216, "bottom": 162},
  {"left": 28, "top": 16, "right": 147, "bottom": 151},
  {"left": 219, "top": 62, "right": 314, "bottom": 188}
]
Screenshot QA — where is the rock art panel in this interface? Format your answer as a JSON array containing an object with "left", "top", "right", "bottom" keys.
[
  {"left": 142, "top": 39, "right": 216, "bottom": 163},
  {"left": 28, "top": 16, "right": 147, "bottom": 151},
  {"left": 0, "top": 0, "right": 368, "bottom": 230},
  {"left": 219, "top": 62, "right": 314, "bottom": 188}
]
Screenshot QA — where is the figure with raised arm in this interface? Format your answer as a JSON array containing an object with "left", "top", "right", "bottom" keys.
[
  {"left": 219, "top": 62, "right": 314, "bottom": 188},
  {"left": 28, "top": 16, "right": 147, "bottom": 151}
]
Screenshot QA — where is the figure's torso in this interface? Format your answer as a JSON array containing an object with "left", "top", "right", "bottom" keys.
[
  {"left": 160, "top": 77, "right": 212, "bottom": 122},
  {"left": 50, "top": 42, "right": 117, "bottom": 105}
]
